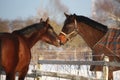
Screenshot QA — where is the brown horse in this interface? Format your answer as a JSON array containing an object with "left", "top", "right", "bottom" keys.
[
  {"left": 59, "top": 13, "right": 120, "bottom": 80},
  {"left": 0, "top": 18, "right": 60, "bottom": 80}
]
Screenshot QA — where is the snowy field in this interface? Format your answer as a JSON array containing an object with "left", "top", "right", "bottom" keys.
[{"left": 1, "top": 65, "right": 120, "bottom": 80}]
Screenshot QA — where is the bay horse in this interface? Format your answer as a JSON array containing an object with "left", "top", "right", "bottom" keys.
[
  {"left": 59, "top": 13, "right": 120, "bottom": 80},
  {"left": 0, "top": 18, "right": 60, "bottom": 80}
]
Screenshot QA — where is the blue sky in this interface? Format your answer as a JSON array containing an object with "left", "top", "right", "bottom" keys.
[{"left": 0, "top": 0, "right": 92, "bottom": 20}]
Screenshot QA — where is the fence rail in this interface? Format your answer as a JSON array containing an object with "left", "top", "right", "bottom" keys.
[
  {"left": 38, "top": 60, "right": 120, "bottom": 67},
  {"left": 1, "top": 60, "right": 120, "bottom": 80}
]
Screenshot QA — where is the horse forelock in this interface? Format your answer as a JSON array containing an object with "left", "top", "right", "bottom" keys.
[{"left": 64, "top": 15, "right": 75, "bottom": 25}]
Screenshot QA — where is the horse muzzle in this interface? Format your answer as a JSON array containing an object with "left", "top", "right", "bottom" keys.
[{"left": 59, "top": 33, "right": 68, "bottom": 45}]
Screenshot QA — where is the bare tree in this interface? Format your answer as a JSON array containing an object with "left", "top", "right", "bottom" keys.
[
  {"left": 92, "top": 0, "right": 120, "bottom": 28},
  {"left": 36, "top": 0, "right": 69, "bottom": 24},
  {"left": 0, "top": 18, "right": 9, "bottom": 32},
  {"left": 9, "top": 19, "right": 25, "bottom": 32}
]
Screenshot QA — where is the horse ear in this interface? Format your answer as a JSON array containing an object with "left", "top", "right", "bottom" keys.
[
  {"left": 40, "top": 18, "right": 43, "bottom": 22},
  {"left": 73, "top": 13, "right": 76, "bottom": 16},
  {"left": 73, "top": 13, "right": 77, "bottom": 18},
  {"left": 46, "top": 17, "right": 49, "bottom": 23},
  {"left": 64, "top": 13, "right": 69, "bottom": 18}
]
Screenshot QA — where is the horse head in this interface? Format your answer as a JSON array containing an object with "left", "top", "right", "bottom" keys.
[
  {"left": 39, "top": 18, "right": 60, "bottom": 47},
  {"left": 59, "top": 13, "right": 78, "bottom": 45}
]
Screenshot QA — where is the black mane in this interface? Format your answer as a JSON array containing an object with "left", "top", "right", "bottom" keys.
[
  {"left": 13, "top": 23, "right": 44, "bottom": 35},
  {"left": 76, "top": 16, "right": 108, "bottom": 33}
]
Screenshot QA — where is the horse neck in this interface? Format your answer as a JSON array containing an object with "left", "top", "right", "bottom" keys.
[
  {"left": 13, "top": 26, "right": 45, "bottom": 49},
  {"left": 77, "top": 22, "right": 106, "bottom": 49},
  {"left": 26, "top": 32, "right": 43, "bottom": 48}
]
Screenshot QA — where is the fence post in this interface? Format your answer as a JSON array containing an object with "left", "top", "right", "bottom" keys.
[
  {"left": 34, "top": 55, "right": 43, "bottom": 80},
  {"left": 103, "top": 56, "right": 109, "bottom": 80}
]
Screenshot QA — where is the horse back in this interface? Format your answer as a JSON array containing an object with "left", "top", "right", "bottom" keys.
[{"left": 91, "top": 28, "right": 120, "bottom": 71}]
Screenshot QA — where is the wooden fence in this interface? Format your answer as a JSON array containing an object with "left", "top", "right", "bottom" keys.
[
  {"left": 1, "top": 57, "right": 120, "bottom": 80},
  {"left": 30, "top": 56, "right": 120, "bottom": 80}
]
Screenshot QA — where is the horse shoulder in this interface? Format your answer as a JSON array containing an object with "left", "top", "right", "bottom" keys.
[{"left": 15, "top": 35, "right": 31, "bottom": 71}]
